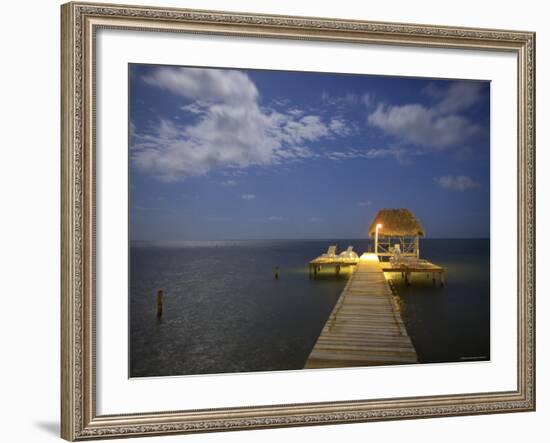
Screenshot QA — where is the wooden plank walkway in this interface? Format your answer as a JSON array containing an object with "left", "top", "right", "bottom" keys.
[{"left": 305, "top": 254, "right": 418, "bottom": 369}]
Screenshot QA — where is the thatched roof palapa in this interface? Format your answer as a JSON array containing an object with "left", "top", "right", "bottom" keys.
[{"left": 368, "top": 208, "right": 425, "bottom": 237}]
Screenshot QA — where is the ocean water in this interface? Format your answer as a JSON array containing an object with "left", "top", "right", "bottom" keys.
[{"left": 129, "top": 239, "right": 490, "bottom": 377}]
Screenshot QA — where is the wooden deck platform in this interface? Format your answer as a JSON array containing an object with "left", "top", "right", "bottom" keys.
[
  {"left": 305, "top": 254, "right": 418, "bottom": 369},
  {"left": 381, "top": 261, "right": 446, "bottom": 286},
  {"left": 308, "top": 257, "right": 358, "bottom": 277},
  {"left": 309, "top": 255, "right": 445, "bottom": 286}
]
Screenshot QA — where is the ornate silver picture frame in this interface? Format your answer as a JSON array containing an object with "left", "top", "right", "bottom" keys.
[{"left": 61, "top": 1, "right": 535, "bottom": 440}]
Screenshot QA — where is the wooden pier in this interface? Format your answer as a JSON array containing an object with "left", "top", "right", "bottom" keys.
[{"left": 305, "top": 254, "right": 418, "bottom": 369}]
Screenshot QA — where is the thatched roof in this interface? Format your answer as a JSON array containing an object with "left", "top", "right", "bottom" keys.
[{"left": 368, "top": 209, "right": 425, "bottom": 237}]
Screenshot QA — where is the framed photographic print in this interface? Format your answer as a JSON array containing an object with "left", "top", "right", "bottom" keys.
[{"left": 61, "top": 1, "right": 536, "bottom": 440}]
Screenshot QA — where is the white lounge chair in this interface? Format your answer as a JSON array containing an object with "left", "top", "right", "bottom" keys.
[
  {"left": 389, "top": 244, "right": 402, "bottom": 266},
  {"left": 390, "top": 244, "right": 428, "bottom": 267},
  {"left": 321, "top": 245, "right": 338, "bottom": 258},
  {"left": 339, "top": 246, "right": 358, "bottom": 259}
]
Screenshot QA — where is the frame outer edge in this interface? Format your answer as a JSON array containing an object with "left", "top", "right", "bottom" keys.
[
  {"left": 527, "top": 31, "right": 536, "bottom": 410},
  {"left": 532, "top": 32, "right": 536, "bottom": 410},
  {"left": 60, "top": 1, "right": 536, "bottom": 439},
  {"left": 518, "top": 31, "right": 535, "bottom": 410},
  {"left": 61, "top": 2, "right": 77, "bottom": 441}
]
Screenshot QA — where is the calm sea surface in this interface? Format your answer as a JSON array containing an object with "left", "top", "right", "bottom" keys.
[{"left": 130, "top": 239, "right": 490, "bottom": 377}]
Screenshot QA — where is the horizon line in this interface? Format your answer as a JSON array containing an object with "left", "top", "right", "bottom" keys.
[{"left": 131, "top": 237, "right": 491, "bottom": 242}]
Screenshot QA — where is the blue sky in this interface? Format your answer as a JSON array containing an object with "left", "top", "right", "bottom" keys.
[{"left": 129, "top": 64, "right": 490, "bottom": 240}]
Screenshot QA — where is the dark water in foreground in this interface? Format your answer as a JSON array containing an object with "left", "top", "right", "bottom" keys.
[{"left": 130, "top": 239, "right": 489, "bottom": 377}]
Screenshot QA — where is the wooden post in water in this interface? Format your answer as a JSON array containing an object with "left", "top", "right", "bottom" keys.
[
  {"left": 274, "top": 266, "right": 280, "bottom": 280},
  {"left": 156, "top": 289, "right": 163, "bottom": 318}
]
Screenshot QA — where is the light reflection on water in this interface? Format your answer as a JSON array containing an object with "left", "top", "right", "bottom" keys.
[{"left": 130, "top": 239, "right": 489, "bottom": 377}]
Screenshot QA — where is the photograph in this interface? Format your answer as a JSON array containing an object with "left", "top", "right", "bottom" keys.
[{"left": 128, "top": 64, "right": 491, "bottom": 377}]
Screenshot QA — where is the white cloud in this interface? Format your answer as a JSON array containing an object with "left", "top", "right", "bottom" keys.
[
  {"left": 321, "top": 91, "right": 361, "bottom": 107},
  {"left": 220, "top": 179, "right": 237, "bottom": 186},
  {"left": 143, "top": 67, "right": 258, "bottom": 104},
  {"left": 434, "top": 175, "right": 480, "bottom": 191},
  {"left": 326, "top": 151, "right": 352, "bottom": 161},
  {"left": 329, "top": 118, "right": 352, "bottom": 137},
  {"left": 362, "top": 93, "right": 375, "bottom": 108},
  {"left": 132, "top": 67, "right": 349, "bottom": 181},
  {"left": 322, "top": 91, "right": 375, "bottom": 111},
  {"left": 344, "top": 92, "right": 358, "bottom": 104},
  {"left": 367, "top": 81, "right": 485, "bottom": 150},
  {"left": 241, "top": 193, "right": 256, "bottom": 200},
  {"left": 180, "top": 103, "right": 207, "bottom": 115},
  {"left": 436, "top": 82, "right": 485, "bottom": 114},
  {"left": 368, "top": 104, "right": 481, "bottom": 149},
  {"left": 364, "top": 147, "right": 406, "bottom": 160},
  {"left": 358, "top": 201, "right": 372, "bottom": 207},
  {"left": 268, "top": 215, "right": 285, "bottom": 221},
  {"left": 309, "top": 217, "right": 323, "bottom": 222},
  {"left": 275, "top": 145, "right": 316, "bottom": 161},
  {"left": 421, "top": 82, "right": 443, "bottom": 99},
  {"left": 281, "top": 115, "right": 329, "bottom": 143},
  {"left": 288, "top": 107, "right": 305, "bottom": 117},
  {"left": 272, "top": 97, "right": 291, "bottom": 108},
  {"left": 323, "top": 146, "right": 407, "bottom": 163}
]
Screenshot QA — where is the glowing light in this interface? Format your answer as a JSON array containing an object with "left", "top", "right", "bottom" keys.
[{"left": 360, "top": 253, "right": 380, "bottom": 261}]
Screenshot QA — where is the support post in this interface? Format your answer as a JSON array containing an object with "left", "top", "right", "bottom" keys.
[
  {"left": 335, "top": 265, "right": 340, "bottom": 276},
  {"left": 156, "top": 289, "right": 163, "bottom": 318},
  {"left": 375, "top": 224, "right": 382, "bottom": 255},
  {"left": 440, "top": 272, "right": 446, "bottom": 287},
  {"left": 274, "top": 266, "right": 279, "bottom": 280}
]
